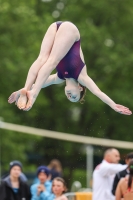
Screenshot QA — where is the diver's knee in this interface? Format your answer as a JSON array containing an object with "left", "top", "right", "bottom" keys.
[
  {"left": 47, "top": 56, "right": 60, "bottom": 67},
  {"left": 37, "top": 55, "right": 48, "bottom": 65}
]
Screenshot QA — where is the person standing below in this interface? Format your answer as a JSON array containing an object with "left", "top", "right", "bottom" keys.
[
  {"left": 92, "top": 148, "right": 127, "bottom": 200},
  {"left": 46, "top": 177, "right": 68, "bottom": 200},
  {"left": 31, "top": 165, "right": 52, "bottom": 200},
  {"left": 47, "top": 159, "right": 63, "bottom": 181},
  {"left": 0, "top": 160, "right": 31, "bottom": 200},
  {"left": 115, "top": 160, "right": 133, "bottom": 200},
  {"left": 112, "top": 152, "right": 133, "bottom": 196},
  {"left": 2, "top": 160, "right": 28, "bottom": 182}
]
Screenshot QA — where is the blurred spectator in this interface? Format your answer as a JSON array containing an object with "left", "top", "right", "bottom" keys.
[
  {"left": 0, "top": 160, "right": 31, "bottom": 200},
  {"left": 31, "top": 165, "right": 52, "bottom": 200},
  {"left": 47, "top": 159, "right": 63, "bottom": 181},
  {"left": 112, "top": 152, "right": 133, "bottom": 195},
  {"left": 2, "top": 160, "right": 28, "bottom": 182},
  {"left": 92, "top": 148, "right": 127, "bottom": 200},
  {"left": 33, "top": 159, "right": 63, "bottom": 184},
  {"left": 46, "top": 177, "right": 68, "bottom": 200},
  {"left": 115, "top": 160, "right": 133, "bottom": 200}
]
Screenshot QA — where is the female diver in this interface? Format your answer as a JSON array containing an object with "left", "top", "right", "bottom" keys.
[{"left": 8, "top": 21, "right": 132, "bottom": 115}]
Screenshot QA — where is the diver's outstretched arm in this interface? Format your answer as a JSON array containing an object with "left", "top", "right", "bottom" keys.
[{"left": 79, "top": 74, "right": 132, "bottom": 115}]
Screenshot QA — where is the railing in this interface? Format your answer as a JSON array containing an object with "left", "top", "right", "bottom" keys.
[
  {"left": 65, "top": 192, "right": 76, "bottom": 200},
  {"left": 65, "top": 191, "right": 92, "bottom": 200}
]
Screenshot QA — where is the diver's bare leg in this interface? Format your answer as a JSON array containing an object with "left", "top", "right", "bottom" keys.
[
  {"left": 17, "top": 23, "right": 57, "bottom": 109},
  {"left": 25, "top": 22, "right": 80, "bottom": 110}
]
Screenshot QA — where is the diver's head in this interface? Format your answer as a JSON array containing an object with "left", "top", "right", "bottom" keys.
[{"left": 65, "top": 82, "right": 86, "bottom": 103}]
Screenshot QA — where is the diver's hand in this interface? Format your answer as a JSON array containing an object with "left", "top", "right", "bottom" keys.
[{"left": 111, "top": 104, "right": 132, "bottom": 115}]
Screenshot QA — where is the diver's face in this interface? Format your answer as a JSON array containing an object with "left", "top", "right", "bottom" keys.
[{"left": 65, "top": 85, "right": 83, "bottom": 102}]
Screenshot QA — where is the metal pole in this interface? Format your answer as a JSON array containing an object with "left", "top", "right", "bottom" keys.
[
  {"left": 86, "top": 145, "right": 93, "bottom": 188},
  {"left": 0, "top": 117, "right": 4, "bottom": 183}
]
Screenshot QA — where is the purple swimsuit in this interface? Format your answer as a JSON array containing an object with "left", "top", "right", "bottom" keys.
[{"left": 56, "top": 21, "right": 85, "bottom": 80}]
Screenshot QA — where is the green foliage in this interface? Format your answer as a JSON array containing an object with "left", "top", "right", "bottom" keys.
[
  {"left": 0, "top": 130, "right": 41, "bottom": 171},
  {"left": 0, "top": 0, "right": 133, "bottom": 189},
  {"left": 72, "top": 169, "right": 87, "bottom": 188}
]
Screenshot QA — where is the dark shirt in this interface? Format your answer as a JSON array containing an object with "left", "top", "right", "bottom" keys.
[
  {"left": 50, "top": 169, "right": 62, "bottom": 180},
  {"left": 112, "top": 169, "right": 129, "bottom": 195},
  {"left": 0, "top": 176, "right": 31, "bottom": 200}
]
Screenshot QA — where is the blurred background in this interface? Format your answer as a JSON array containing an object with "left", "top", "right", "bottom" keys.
[{"left": 0, "top": 0, "right": 133, "bottom": 191}]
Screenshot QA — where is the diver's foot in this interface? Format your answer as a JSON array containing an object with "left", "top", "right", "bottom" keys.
[
  {"left": 8, "top": 91, "right": 20, "bottom": 104},
  {"left": 17, "top": 88, "right": 28, "bottom": 109},
  {"left": 23, "top": 90, "right": 37, "bottom": 111}
]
